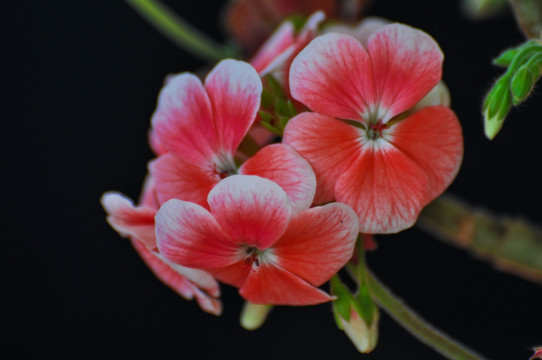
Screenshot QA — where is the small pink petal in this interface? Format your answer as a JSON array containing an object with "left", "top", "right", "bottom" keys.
[
  {"left": 283, "top": 112, "right": 362, "bottom": 203},
  {"left": 155, "top": 199, "right": 239, "bottom": 269},
  {"left": 240, "top": 143, "right": 316, "bottom": 214},
  {"left": 290, "top": 33, "right": 374, "bottom": 122},
  {"left": 204, "top": 59, "right": 262, "bottom": 156},
  {"left": 274, "top": 203, "right": 359, "bottom": 286},
  {"left": 132, "top": 240, "right": 222, "bottom": 315},
  {"left": 239, "top": 263, "right": 334, "bottom": 305},
  {"left": 389, "top": 106, "right": 463, "bottom": 200},
  {"left": 101, "top": 192, "right": 157, "bottom": 250},
  {"left": 139, "top": 175, "right": 160, "bottom": 210},
  {"left": 151, "top": 73, "right": 216, "bottom": 165},
  {"left": 335, "top": 139, "right": 431, "bottom": 234},
  {"left": 250, "top": 21, "right": 296, "bottom": 75},
  {"left": 368, "top": 24, "right": 443, "bottom": 122},
  {"left": 207, "top": 175, "right": 292, "bottom": 250},
  {"left": 149, "top": 154, "right": 217, "bottom": 208}
]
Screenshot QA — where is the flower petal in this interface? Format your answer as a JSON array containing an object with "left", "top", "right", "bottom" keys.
[
  {"left": 204, "top": 59, "right": 262, "bottom": 156},
  {"left": 273, "top": 203, "right": 359, "bottom": 286},
  {"left": 239, "top": 263, "right": 334, "bottom": 305},
  {"left": 250, "top": 20, "right": 296, "bottom": 75},
  {"left": 239, "top": 143, "right": 316, "bottom": 214},
  {"left": 149, "top": 154, "right": 217, "bottom": 208},
  {"left": 335, "top": 139, "right": 431, "bottom": 234},
  {"left": 101, "top": 192, "right": 156, "bottom": 249},
  {"left": 368, "top": 24, "right": 443, "bottom": 122},
  {"left": 289, "top": 33, "right": 374, "bottom": 122},
  {"left": 283, "top": 112, "right": 362, "bottom": 203},
  {"left": 132, "top": 239, "right": 222, "bottom": 315},
  {"left": 151, "top": 73, "right": 216, "bottom": 165},
  {"left": 388, "top": 106, "right": 463, "bottom": 200},
  {"left": 207, "top": 175, "right": 292, "bottom": 250},
  {"left": 155, "top": 199, "right": 239, "bottom": 269}
]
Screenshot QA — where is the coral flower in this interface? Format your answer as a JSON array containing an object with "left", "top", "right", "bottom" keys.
[
  {"left": 150, "top": 59, "right": 316, "bottom": 213},
  {"left": 101, "top": 178, "right": 222, "bottom": 315},
  {"left": 283, "top": 24, "right": 463, "bottom": 233},
  {"left": 155, "top": 175, "right": 359, "bottom": 305}
]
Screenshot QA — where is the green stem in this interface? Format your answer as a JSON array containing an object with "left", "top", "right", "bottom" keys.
[
  {"left": 125, "top": 0, "right": 238, "bottom": 62},
  {"left": 366, "top": 271, "right": 487, "bottom": 360}
]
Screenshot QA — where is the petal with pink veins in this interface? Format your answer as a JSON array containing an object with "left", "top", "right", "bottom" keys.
[
  {"left": 335, "top": 139, "right": 431, "bottom": 234},
  {"left": 207, "top": 175, "right": 292, "bottom": 250},
  {"left": 151, "top": 73, "right": 216, "bottom": 165},
  {"left": 132, "top": 239, "right": 222, "bottom": 315},
  {"left": 239, "top": 263, "right": 334, "bottom": 305},
  {"left": 149, "top": 154, "right": 218, "bottom": 208},
  {"left": 389, "top": 106, "right": 463, "bottom": 200},
  {"left": 240, "top": 143, "right": 316, "bottom": 214},
  {"left": 274, "top": 203, "right": 359, "bottom": 286},
  {"left": 250, "top": 21, "right": 296, "bottom": 75},
  {"left": 283, "top": 112, "right": 363, "bottom": 203},
  {"left": 101, "top": 192, "right": 156, "bottom": 250},
  {"left": 289, "top": 33, "right": 374, "bottom": 122},
  {"left": 368, "top": 24, "right": 443, "bottom": 122},
  {"left": 204, "top": 59, "right": 262, "bottom": 156},
  {"left": 156, "top": 199, "right": 239, "bottom": 269}
]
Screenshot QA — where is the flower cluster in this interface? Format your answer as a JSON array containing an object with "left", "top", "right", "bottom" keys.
[{"left": 102, "top": 13, "right": 462, "bottom": 324}]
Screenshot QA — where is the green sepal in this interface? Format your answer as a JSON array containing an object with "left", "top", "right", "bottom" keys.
[
  {"left": 510, "top": 65, "right": 535, "bottom": 105},
  {"left": 355, "top": 282, "right": 377, "bottom": 327},
  {"left": 483, "top": 77, "right": 512, "bottom": 139},
  {"left": 493, "top": 48, "right": 518, "bottom": 67},
  {"left": 330, "top": 276, "right": 353, "bottom": 323}
]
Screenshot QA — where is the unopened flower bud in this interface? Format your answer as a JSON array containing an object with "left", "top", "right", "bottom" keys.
[
  {"left": 510, "top": 65, "right": 536, "bottom": 105},
  {"left": 483, "top": 78, "right": 512, "bottom": 139},
  {"left": 331, "top": 276, "right": 379, "bottom": 353},
  {"left": 240, "top": 302, "right": 272, "bottom": 330}
]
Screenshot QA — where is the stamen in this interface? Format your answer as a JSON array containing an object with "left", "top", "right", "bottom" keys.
[{"left": 367, "top": 119, "right": 389, "bottom": 140}]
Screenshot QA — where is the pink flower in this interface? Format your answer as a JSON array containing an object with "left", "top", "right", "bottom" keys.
[
  {"left": 250, "top": 11, "right": 325, "bottom": 80},
  {"left": 101, "top": 178, "right": 222, "bottom": 315},
  {"left": 530, "top": 347, "right": 542, "bottom": 360},
  {"left": 155, "top": 175, "right": 359, "bottom": 305},
  {"left": 283, "top": 24, "right": 463, "bottom": 234},
  {"left": 149, "top": 59, "right": 316, "bottom": 214}
]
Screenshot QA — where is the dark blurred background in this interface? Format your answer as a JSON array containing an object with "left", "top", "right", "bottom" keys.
[{"left": 4, "top": 0, "right": 542, "bottom": 359}]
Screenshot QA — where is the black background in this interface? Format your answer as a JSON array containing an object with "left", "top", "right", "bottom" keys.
[{"left": 4, "top": 1, "right": 542, "bottom": 359}]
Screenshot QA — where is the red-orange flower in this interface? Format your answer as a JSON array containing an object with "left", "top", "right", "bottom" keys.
[{"left": 283, "top": 24, "right": 463, "bottom": 233}]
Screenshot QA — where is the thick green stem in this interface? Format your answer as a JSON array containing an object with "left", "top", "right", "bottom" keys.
[
  {"left": 125, "top": 0, "right": 238, "bottom": 62},
  {"left": 366, "top": 271, "right": 487, "bottom": 360},
  {"left": 418, "top": 195, "right": 542, "bottom": 284}
]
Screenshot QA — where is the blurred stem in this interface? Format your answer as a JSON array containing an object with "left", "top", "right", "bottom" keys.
[
  {"left": 365, "top": 271, "right": 487, "bottom": 360},
  {"left": 508, "top": 0, "right": 542, "bottom": 38},
  {"left": 125, "top": 0, "right": 238, "bottom": 62},
  {"left": 418, "top": 195, "right": 542, "bottom": 284}
]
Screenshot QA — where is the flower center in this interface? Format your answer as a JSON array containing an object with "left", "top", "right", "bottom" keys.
[
  {"left": 366, "top": 119, "right": 389, "bottom": 140},
  {"left": 239, "top": 245, "right": 276, "bottom": 270},
  {"left": 210, "top": 152, "right": 237, "bottom": 179}
]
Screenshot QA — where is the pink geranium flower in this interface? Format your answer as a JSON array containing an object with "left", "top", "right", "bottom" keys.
[
  {"left": 283, "top": 24, "right": 463, "bottom": 234},
  {"left": 149, "top": 59, "right": 316, "bottom": 214},
  {"left": 155, "top": 175, "right": 359, "bottom": 305},
  {"left": 101, "top": 178, "right": 222, "bottom": 315}
]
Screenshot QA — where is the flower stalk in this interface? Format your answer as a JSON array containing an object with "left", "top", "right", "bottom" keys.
[
  {"left": 125, "top": 0, "right": 238, "bottom": 62},
  {"left": 365, "top": 270, "right": 487, "bottom": 360}
]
